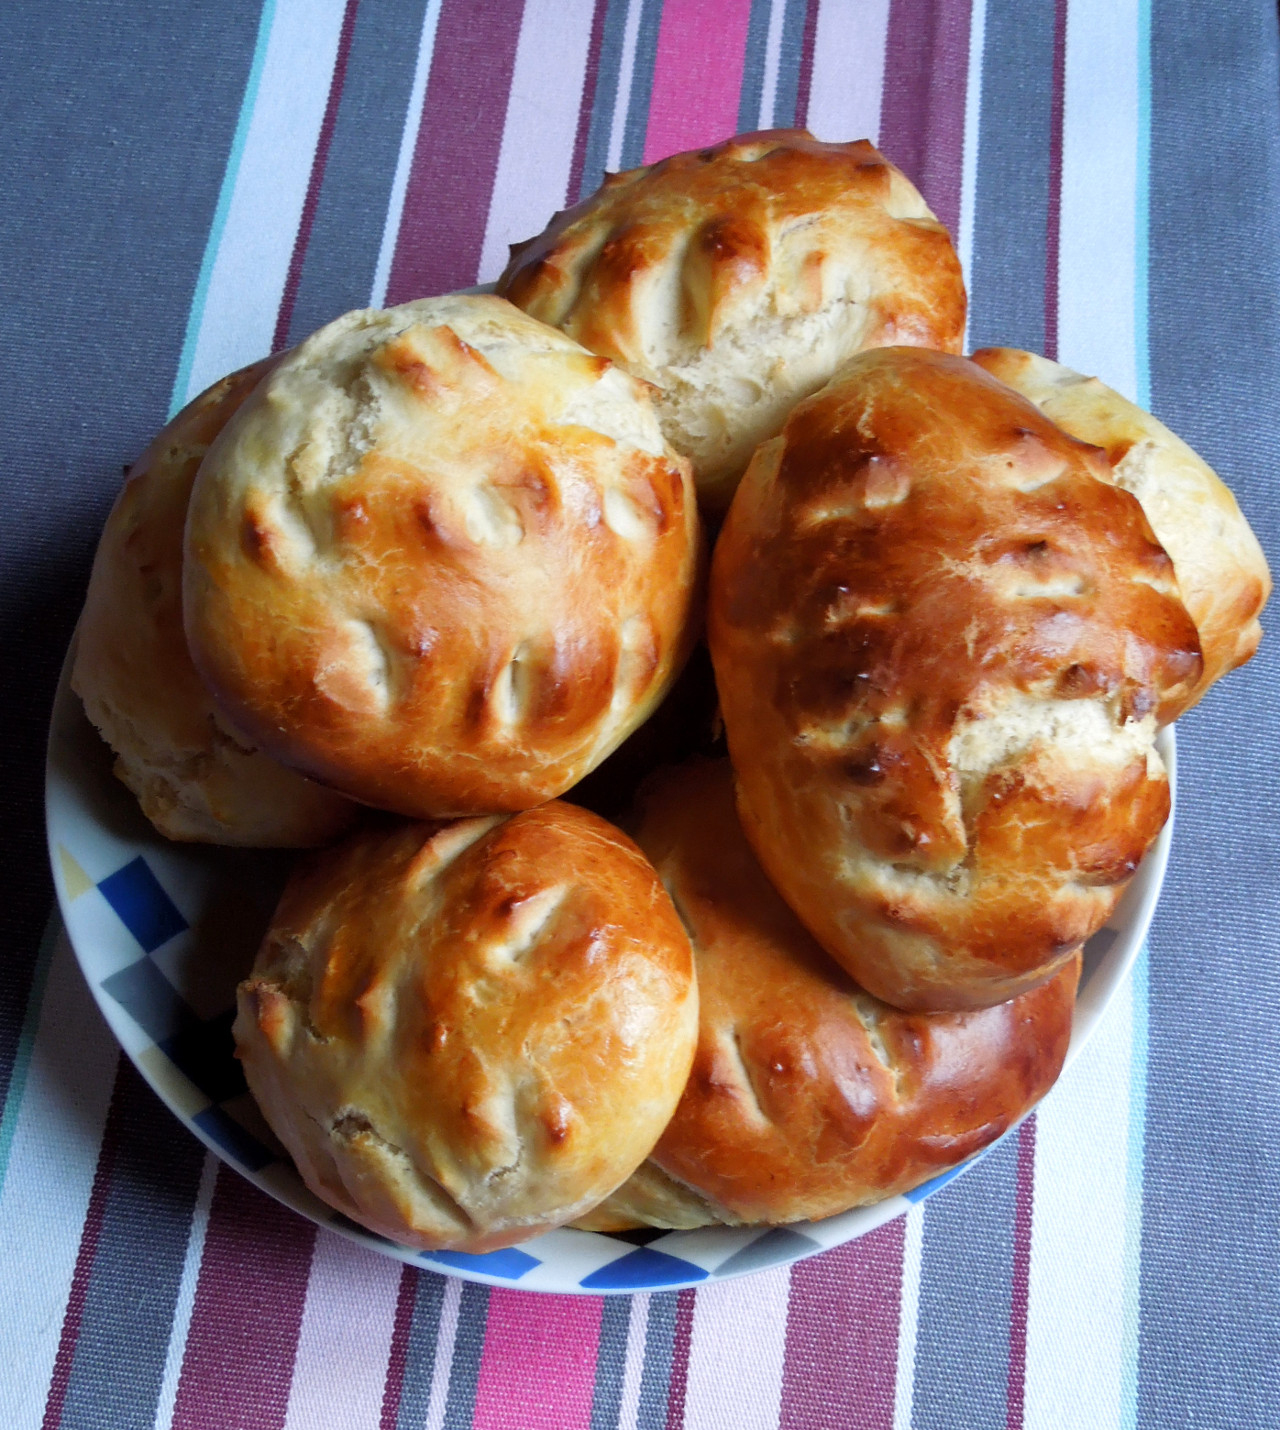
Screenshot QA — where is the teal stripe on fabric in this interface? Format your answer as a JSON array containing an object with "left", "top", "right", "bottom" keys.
[
  {"left": 1120, "top": 943, "right": 1151, "bottom": 1430},
  {"left": 619, "top": 0, "right": 665, "bottom": 170},
  {"left": 166, "top": 0, "right": 279, "bottom": 418},
  {"left": 1133, "top": 0, "right": 1153, "bottom": 410},
  {"left": 0, "top": 913, "right": 60, "bottom": 1204}
]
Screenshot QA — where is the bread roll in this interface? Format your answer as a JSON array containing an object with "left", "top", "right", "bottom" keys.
[
  {"left": 184, "top": 295, "right": 699, "bottom": 819},
  {"left": 235, "top": 801, "right": 698, "bottom": 1252},
  {"left": 709, "top": 347, "right": 1199, "bottom": 1010},
  {"left": 498, "top": 130, "right": 966, "bottom": 511},
  {"left": 71, "top": 361, "right": 357, "bottom": 846},
  {"left": 971, "top": 347, "right": 1269, "bottom": 710},
  {"left": 578, "top": 761, "right": 1078, "bottom": 1230}
]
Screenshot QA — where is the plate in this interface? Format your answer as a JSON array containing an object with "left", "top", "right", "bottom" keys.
[{"left": 46, "top": 642, "right": 1175, "bottom": 1294}]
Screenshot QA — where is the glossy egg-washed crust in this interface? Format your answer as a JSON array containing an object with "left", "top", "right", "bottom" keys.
[
  {"left": 498, "top": 130, "right": 966, "bottom": 509},
  {"left": 709, "top": 348, "right": 1200, "bottom": 1011},
  {"left": 71, "top": 359, "right": 357, "bottom": 846},
  {"left": 234, "top": 801, "right": 698, "bottom": 1252},
  {"left": 972, "top": 347, "right": 1269, "bottom": 709},
  {"left": 577, "top": 760, "right": 1078, "bottom": 1230},
  {"left": 184, "top": 295, "right": 700, "bottom": 819}
]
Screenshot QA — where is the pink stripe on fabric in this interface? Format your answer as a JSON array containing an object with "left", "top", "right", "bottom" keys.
[
  {"left": 470, "top": 1289, "right": 603, "bottom": 1430},
  {"left": 794, "top": 0, "right": 823, "bottom": 131},
  {"left": 664, "top": 1289, "right": 697, "bottom": 1430},
  {"left": 1006, "top": 1117, "right": 1038, "bottom": 1430},
  {"left": 1043, "top": 0, "right": 1069, "bottom": 361},
  {"left": 170, "top": 1169, "right": 316, "bottom": 1430},
  {"left": 40, "top": 1069, "right": 121, "bottom": 1430},
  {"left": 384, "top": 0, "right": 526, "bottom": 302},
  {"left": 272, "top": 0, "right": 361, "bottom": 351},
  {"left": 642, "top": 0, "right": 755, "bottom": 164},
  {"left": 778, "top": 1219, "right": 905, "bottom": 1430},
  {"left": 878, "top": 0, "right": 973, "bottom": 236},
  {"left": 379, "top": 1266, "right": 419, "bottom": 1430}
]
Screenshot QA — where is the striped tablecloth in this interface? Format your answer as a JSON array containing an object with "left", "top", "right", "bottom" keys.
[{"left": 3, "top": 2, "right": 1279, "bottom": 1426}]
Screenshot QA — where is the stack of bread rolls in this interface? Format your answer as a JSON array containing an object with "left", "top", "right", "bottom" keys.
[{"left": 74, "top": 131, "right": 1268, "bottom": 1252}]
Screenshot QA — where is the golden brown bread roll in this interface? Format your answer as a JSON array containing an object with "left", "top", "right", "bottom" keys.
[
  {"left": 577, "top": 760, "right": 1078, "bottom": 1230},
  {"left": 71, "top": 361, "right": 358, "bottom": 846},
  {"left": 709, "top": 347, "right": 1199, "bottom": 1011},
  {"left": 497, "top": 130, "right": 966, "bottom": 511},
  {"left": 184, "top": 295, "right": 700, "bottom": 819},
  {"left": 971, "top": 347, "right": 1269, "bottom": 709},
  {"left": 234, "top": 801, "right": 698, "bottom": 1252}
]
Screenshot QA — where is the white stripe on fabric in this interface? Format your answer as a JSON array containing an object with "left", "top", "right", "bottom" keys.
[
  {"left": 476, "top": 0, "right": 598, "bottom": 284},
  {"left": 153, "top": 1151, "right": 218, "bottom": 1430},
  {"left": 370, "top": 0, "right": 446, "bottom": 308},
  {"left": 957, "top": 0, "right": 988, "bottom": 339},
  {"left": 616, "top": 1290, "right": 650, "bottom": 1430},
  {"left": 682, "top": 1267, "right": 790, "bottom": 1430},
  {"left": 1119, "top": 945, "right": 1150, "bottom": 1430},
  {"left": 282, "top": 1230, "right": 402, "bottom": 1430},
  {"left": 606, "top": 0, "right": 647, "bottom": 173},
  {"left": 423, "top": 1274, "right": 464, "bottom": 1430},
  {"left": 803, "top": 0, "right": 890, "bottom": 143},
  {"left": 892, "top": 1204, "right": 925, "bottom": 1430},
  {"left": 756, "top": 0, "right": 789, "bottom": 131},
  {"left": 0, "top": 930, "right": 119, "bottom": 1422},
  {"left": 175, "top": 0, "right": 348, "bottom": 405},
  {"left": 1021, "top": 973, "right": 1136, "bottom": 1430},
  {"left": 1056, "top": 0, "right": 1140, "bottom": 397}
]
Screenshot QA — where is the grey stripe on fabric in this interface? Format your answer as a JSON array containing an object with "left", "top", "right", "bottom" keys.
[
  {"left": 0, "top": 0, "right": 263, "bottom": 1116},
  {"left": 771, "top": 0, "right": 813, "bottom": 129},
  {"left": 396, "top": 1272, "right": 449, "bottom": 1430},
  {"left": 286, "top": 0, "right": 433, "bottom": 345},
  {"left": 576, "top": 0, "right": 634, "bottom": 199},
  {"left": 57, "top": 1061, "right": 206, "bottom": 1430},
  {"left": 910, "top": 1135, "right": 1020, "bottom": 1430},
  {"left": 964, "top": 0, "right": 1057, "bottom": 353},
  {"left": 738, "top": 0, "right": 775, "bottom": 133},
  {"left": 588, "top": 1295, "right": 634, "bottom": 1430},
  {"left": 618, "top": 0, "right": 665, "bottom": 171},
  {"left": 442, "top": 1282, "right": 490, "bottom": 1430},
  {"left": 635, "top": 1291, "right": 679, "bottom": 1430},
  {"left": 1142, "top": 4, "right": 1280, "bottom": 1428}
]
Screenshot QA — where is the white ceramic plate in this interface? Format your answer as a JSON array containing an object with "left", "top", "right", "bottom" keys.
[{"left": 46, "top": 642, "right": 1174, "bottom": 1294}]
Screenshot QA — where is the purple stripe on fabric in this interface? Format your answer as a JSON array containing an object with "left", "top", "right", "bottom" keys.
[
  {"left": 794, "top": 0, "right": 822, "bottom": 130},
  {"left": 1005, "top": 1117, "right": 1038, "bottom": 1430},
  {"left": 878, "top": 0, "right": 972, "bottom": 236},
  {"left": 1042, "top": 0, "right": 1068, "bottom": 362},
  {"left": 40, "top": 1071, "right": 121, "bottom": 1430},
  {"left": 779, "top": 1219, "right": 905, "bottom": 1430},
  {"left": 566, "top": 0, "right": 611, "bottom": 206},
  {"left": 663, "top": 1289, "right": 697, "bottom": 1430},
  {"left": 384, "top": 0, "right": 526, "bottom": 302},
  {"left": 170, "top": 1168, "right": 316, "bottom": 1430},
  {"left": 380, "top": 1265, "right": 419, "bottom": 1430},
  {"left": 272, "top": 0, "right": 361, "bottom": 351}
]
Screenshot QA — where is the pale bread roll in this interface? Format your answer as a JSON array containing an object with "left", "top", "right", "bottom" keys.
[
  {"left": 709, "top": 348, "right": 1199, "bottom": 1011},
  {"left": 235, "top": 801, "right": 698, "bottom": 1252},
  {"left": 72, "top": 361, "right": 357, "bottom": 846},
  {"left": 498, "top": 130, "right": 966, "bottom": 511},
  {"left": 971, "top": 347, "right": 1269, "bottom": 709},
  {"left": 578, "top": 761, "right": 1078, "bottom": 1230}
]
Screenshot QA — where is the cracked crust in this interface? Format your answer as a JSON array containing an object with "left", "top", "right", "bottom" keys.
[
  {"left": 234, "top": 800, "right": 698, "bottom": 1251},
  {"left": 709, "top": 348, "right": 1198, "bottom": 1010},
  {"left": 71, "top": 359, "right": 358, "bottom": 846},
  {"left": 971, "top": 347, "right": 1270, "bottom": 713},
  {"left": 184, "top": 295, "right": 701, "bottom": 818},
  {"left": 578, "top": 760, "right": 1078, "bottom": 1229},
  {"left": 497, "top": 130, "right": 966, "bottom": 511}
]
